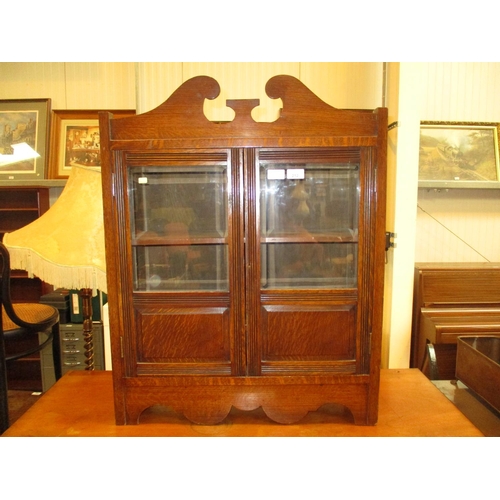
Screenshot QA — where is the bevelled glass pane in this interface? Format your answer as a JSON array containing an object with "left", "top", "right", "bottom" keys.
[
  {"left": 260, "top": 163, "right": 359, "bottom": 236},
  {"left": 133, "top": 245, "right": 228, "bottom": 291},
  {"left": 129, "top": 165, "right": 228, "bottom": 291},
  {"left": 130, "top": 166, "right": 227, "bottom": 239},
  {"left": 260, "top": 163, "right": 359, "bottom": 289},
  {"left": 261, "top": 243, "right": 357, "bottom": 289}
]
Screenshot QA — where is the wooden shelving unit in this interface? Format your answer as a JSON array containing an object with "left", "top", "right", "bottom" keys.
[{"left": 0, "top": 186, "right": 54, "bottom": 391}]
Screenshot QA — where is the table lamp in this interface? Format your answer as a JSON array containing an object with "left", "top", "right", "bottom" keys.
[{"left": 3, "top": 165, "right": 106, "bottom": 370}]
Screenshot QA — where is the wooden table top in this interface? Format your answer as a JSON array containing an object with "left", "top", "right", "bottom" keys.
[{"left": 1, "top": 368, "right": 484, "bottom": 437}]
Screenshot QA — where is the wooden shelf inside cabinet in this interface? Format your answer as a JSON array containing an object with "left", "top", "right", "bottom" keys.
[
  {"left": 262, "top": 233, "right": 358, "bottom": 244},
  {"left": 100, "top": 75, "right": 387, "bottom": 426},
  {"left": 133, "top": 235, "right": 226, "bottom": 246}
]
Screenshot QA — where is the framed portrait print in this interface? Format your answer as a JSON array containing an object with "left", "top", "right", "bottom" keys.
[
  {"left": 49, "top": 109, "right": 135, "bottom": 179},
  {"left": 419, "top": 121, "right": 500, "bottom": 189},
  {"left": 0, "top": 98, "right": 51, "bottom": 180}
]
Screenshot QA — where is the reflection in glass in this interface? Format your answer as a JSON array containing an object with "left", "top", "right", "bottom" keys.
[
  {"left": 261, "top": 243, "right": 357, "bottom": 288},
  {"left": 128, "top": 165, "right": 228, "bottom": 291},
  {"left": 260, "top": 163, "right": 359, "bottom": 289},
  {"left": 133, "top": 245, "right": 228, "bottom": 291}
]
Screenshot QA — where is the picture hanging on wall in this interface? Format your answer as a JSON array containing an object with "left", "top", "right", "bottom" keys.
[
  {"left": 48, "top": 109, "right": 135, "bottom": 179},
  {"left": 419, "top": 121, "right": 500, "bottom": 189},
  {"left": 0, "top": 98, "right": 51, "bottom": 180}
]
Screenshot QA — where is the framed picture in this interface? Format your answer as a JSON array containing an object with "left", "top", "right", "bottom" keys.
[
  {"left": 0, "top": 98, "right": 51, "bottom": 180},
  {"left": 419, "top": 121, "right": 500, "bottom": 189},
  {"left": 49, "top": 109, "right": 135, "bottom": 179}
]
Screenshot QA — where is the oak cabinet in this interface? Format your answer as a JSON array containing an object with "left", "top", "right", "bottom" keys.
[{"left": 99, "top": 75, "right": 387, "bottom": 425}]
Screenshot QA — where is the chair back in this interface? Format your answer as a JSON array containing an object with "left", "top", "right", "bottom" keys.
[
  {"left": 0, "top": 243, "right": 10, "bottom": 433},
  {"left": 1, "top": 241, "right": 16, "bottom": 326},
  {"left": 1, "top": 241, "right": 62, "bottom": 434},
  {"left": 1, "top": 242, "right": 57, "bottom": 332},
  {"left": 0, "top": 241, "right": 11, "bottom": 311}
]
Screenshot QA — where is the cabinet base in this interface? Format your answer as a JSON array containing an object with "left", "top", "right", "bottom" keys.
[{"left": 115, "top": 376, "right": 379, "bottom": 426}]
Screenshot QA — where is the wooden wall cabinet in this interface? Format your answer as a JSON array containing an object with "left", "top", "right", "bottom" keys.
[{"left": 99, "top": 75, "right": 387, "bottom": 425}]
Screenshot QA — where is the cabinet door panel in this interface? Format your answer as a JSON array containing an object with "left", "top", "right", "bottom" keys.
[
  {"left": 262, "top": 304, "right": 356, "bottom": 361},
  {"left": 134, "top": 305, "right": 232, "bottom": 374},
  {"left": 246, "top": 148, "right": 365, "bottom": 376},
  {"left": 120, "top": 150, "right": 244, "bottom": 376}
]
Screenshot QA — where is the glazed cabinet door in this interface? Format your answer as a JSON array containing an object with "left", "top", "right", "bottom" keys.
[
  {"left": 246, "top": 148, "right": 376, "bottom": 376},
  {"left": 116, "top": 149, "right": 246, "bottom": 377}
]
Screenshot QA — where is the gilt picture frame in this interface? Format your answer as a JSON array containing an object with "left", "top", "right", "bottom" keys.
[
  {"left": 48, "top": 109, "right": 135, "bottom": 179},
  {"left": 0, "top": 98, "right": 51, "bottom": 180},
  {"left": 419, "top": 121, "right": 500, "bottom": 189}
]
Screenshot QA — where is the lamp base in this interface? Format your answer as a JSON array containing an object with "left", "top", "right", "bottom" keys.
[{"left": 80, "top": 288, "right": 94, "bottom": 371}]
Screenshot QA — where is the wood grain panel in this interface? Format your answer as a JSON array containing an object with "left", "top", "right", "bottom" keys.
[
  {"left": 261, "top": 304, "right": 356, "bottom": 360},
  {"left": 136, "top": 306, "right": 230, "bottom": 362},
  {"left": 411, "top": 263, "right": 500, "bottom": 372},
  {"left": 420, "top": 269, "right": 500, "bottom": 305}
]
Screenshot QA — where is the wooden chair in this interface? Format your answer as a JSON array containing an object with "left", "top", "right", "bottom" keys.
[{"left": 0, "top": 241, "right": 61, "bottom": 434}]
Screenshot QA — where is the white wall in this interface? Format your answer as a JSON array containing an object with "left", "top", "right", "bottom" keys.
[
  {"left": 0, "top": 62, "right": 136, "bottom": 109},
  {"left": 416, "top": 62, "right": 500, "bottom": 264},
  {"left": 383, "top": 63, "right": 423, "bottom": 368}
]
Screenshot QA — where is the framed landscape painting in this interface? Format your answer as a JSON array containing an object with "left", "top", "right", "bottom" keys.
[
  {"left": 419, "top": 121, "right": 500, "bottom": 189},
  {"left": 0, "top": 98, "right": 51, "bottom": 180},
  {"left": 49, "top": 109, "right": 135, "bottom": 179}
]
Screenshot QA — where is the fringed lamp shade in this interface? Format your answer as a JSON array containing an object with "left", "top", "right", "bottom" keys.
[
  {"left": 3, "top": 165, "right": 106, "bottom": 295},
  {"left": 3, "top": 165, "right": 106, "bottom": 371}
]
